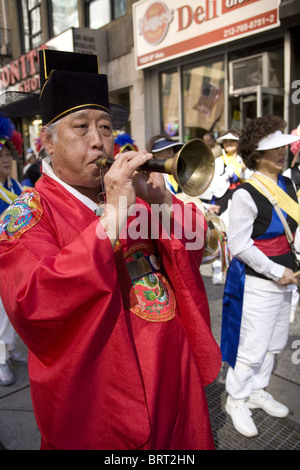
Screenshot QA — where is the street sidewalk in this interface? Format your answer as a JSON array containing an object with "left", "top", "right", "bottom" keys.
[{"left": 0, "top": 264, "right": 299, "bottom": 450}]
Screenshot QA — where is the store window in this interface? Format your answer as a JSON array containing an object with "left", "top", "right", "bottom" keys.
[
  {"left": 182, "top": 58, "right": 225, "bottom": 141},
  {"left": 160, "top": 69, "right": 180, "bottom": 138},
  {"left": 51, "top": 0, "right": 79, "bottom": 37},
  {"left": 160, "top": 58, "right": 225, "bottom": 142},
  {"left": 85, "top": 0, "right": 127, "bottom": 29}
]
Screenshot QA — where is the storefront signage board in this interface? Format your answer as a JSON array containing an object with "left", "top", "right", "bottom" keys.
[
  {"left": 0, "top": 28, "right": 107, "bottom": 93},
  {"left": 133, "top": 0, "right": 280, "bottom": 69}
]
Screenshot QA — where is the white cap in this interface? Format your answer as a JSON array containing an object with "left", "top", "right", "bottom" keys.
[
  {"left": 256, "top": 130, "right": 300, "bottom": 151},
  {"left": 216, "top": 132, "right": 239, "bottom": 143}
]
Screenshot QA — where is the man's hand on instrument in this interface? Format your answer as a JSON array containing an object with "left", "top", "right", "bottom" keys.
[
  {"left": 104, "top": 150, "right": 153, "bottom": 211},
  {"left": 133, "top": 168, "right": 173, "bottom": 207}
]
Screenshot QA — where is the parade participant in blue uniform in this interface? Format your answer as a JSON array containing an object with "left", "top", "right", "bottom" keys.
[
  {"left": 0, "top": 116, "right": 26, "bottom": 386},
  {"left": 221, "top": 115, "right": 300, "bottom": 437},
  {"left": 0, "top": 117, "right": 23, "bottom": 218}
]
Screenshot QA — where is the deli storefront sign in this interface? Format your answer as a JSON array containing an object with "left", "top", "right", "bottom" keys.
[{"left": 133, "top": 0, "right": 280, "bottom": 69}]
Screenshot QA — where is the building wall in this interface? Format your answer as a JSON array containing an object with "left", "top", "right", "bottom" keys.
[
  {"left": 5, "top": 0, "right": 137, "bottom": 58},
  {"left": 0, "top": 0, "right": 145, "bottom": 147},
  {"left": 1, "top": 1, "right": 299, "bottom": 153},
  {"left": 6, "top": 0, "right": 22, "bottom": 59},
  {"left": 134, "top": 1, "right": 300, "bottom": 146},
  {"left": 106, "top": 0, "right": 135, "bottom": 60},
  {"left": 108, "top": 49, "right": 145, "bottom": 148},
  {"left": 104, "top": 1, "right": 145, "bottom": 148}
]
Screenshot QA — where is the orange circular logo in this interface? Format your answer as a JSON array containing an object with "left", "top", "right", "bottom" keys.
[{"left": 139, "top": 2, "right": 173, "bottom": 46}]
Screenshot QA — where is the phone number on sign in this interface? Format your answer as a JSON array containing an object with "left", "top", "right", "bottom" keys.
[{"left": 224, "top": 14, "right": 276, "bottom": 38}]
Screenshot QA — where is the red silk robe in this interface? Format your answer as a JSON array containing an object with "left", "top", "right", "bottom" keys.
[{"left": 0, "top": 173, "right": 221, "bottom": 450}]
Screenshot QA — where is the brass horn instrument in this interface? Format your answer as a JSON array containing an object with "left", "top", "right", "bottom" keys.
[{"left": 95, "top": 138, "right": 215, "bottom": 197}]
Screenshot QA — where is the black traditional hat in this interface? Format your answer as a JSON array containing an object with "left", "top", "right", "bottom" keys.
[{"left": 0, "top": 49, "right": 129, "bottom": 130}]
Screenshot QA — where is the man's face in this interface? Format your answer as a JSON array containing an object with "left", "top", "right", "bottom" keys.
[
  {"left": 256, "top": 146, "right": 287, "bottom": 175},
  {"left": 42, "top": 109, "right": 114, "bottom": 189},
  {"left": 203, "top": 135, "right": 214, "bottom": 148},
  {"left": 222, "top": 139, "right": 238, "bottom": 156}
]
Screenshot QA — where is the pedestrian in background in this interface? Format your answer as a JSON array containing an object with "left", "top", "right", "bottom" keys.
[
  {"left": 146, "top": 133, "right": 184, "bottom": 194},
  {"left": 0, "top": 116, "right": 27, "bottom": 386},
  {"left": 203, "top": 132, "right": 222, "bottom": 159}
]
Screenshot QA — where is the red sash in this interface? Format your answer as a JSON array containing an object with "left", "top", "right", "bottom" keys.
[{"left": 253, "top": 235, "right": 291, "bottom": 256}]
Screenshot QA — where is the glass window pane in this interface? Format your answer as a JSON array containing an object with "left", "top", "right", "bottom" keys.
[
  {"left": 161, "top": 69, "right": 179, "bottom": 138},
  {"left": 28, "top": 0, "right": 40, "bottom": 9},
  {"left": 21, "top": 0, "right": 30, "bottom": 52},
  {"left": 31, "top": 32, "right": 43, "bottom": 48},
  {"left": 183, "top": 58, "right": 225, "bottom": 140},
  {"left": 51, "top": 0, "right": 79, "bottom": 36},
  {"left": 88, "top": 0, "right": 111, "bottom": 29},
  {"left": 30, "top": 7, "right": 41, "bottom": 36},
  {"left": 114, "top": 0, "right": 126, "bottom": 19}
]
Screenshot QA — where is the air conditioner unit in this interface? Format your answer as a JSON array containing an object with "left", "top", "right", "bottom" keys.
[{"left": 229, "top": 52, "right": 282, "bottom": 95}]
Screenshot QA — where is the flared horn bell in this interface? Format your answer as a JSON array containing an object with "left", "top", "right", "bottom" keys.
[
  {"left": 166, "top": 138, "right": 215, "bottom": 196},
  {"left": 96, "top": 138, "right": 215, "bottom": 197}
]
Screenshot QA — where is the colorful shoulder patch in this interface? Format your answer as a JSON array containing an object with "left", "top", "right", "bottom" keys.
[
  {"left": 0, "top": 188, "right": 43, "bottom": 242},
  {"left": 122, "top": 242, "right": 176, "bottom": 322}
]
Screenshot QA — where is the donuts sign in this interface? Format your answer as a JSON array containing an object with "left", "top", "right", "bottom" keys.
[{"left": 138, "top": 2, "right": 174, "bottom": 46}]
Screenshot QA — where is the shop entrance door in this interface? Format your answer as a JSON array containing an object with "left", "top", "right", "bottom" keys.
[{"left": 229, "top": 86, "right": 284, "bottom": 129}]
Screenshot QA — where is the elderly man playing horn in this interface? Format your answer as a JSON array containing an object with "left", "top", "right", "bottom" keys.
[{"left": 0, "top": 50, "right": 221, "bottom": 450}]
